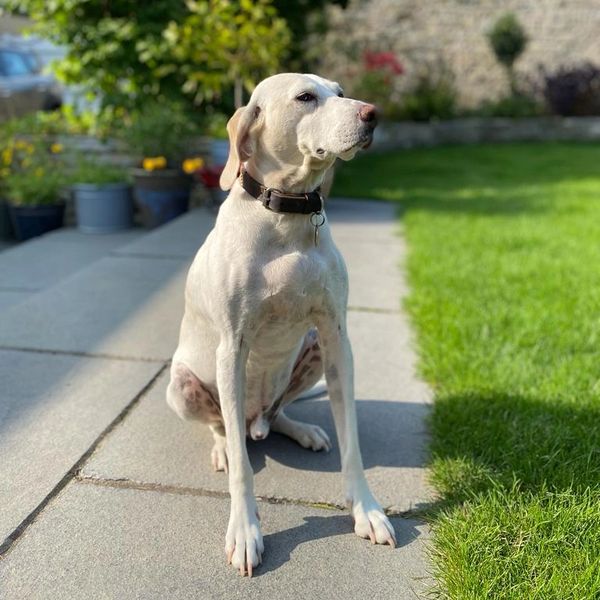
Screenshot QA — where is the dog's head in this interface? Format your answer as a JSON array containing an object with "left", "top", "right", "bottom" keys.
[{"left": 220, "top": 73, "right": 377, "bottom": 190}]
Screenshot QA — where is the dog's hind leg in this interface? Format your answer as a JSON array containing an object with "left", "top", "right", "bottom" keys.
[
  {"left": 270, "top": 329, "right": 331, "bottom": 451},
  {"left": 166, "top": 363, "right": 222, "bottom": 423},
  {"left": 282, "top": 328, "right": 324, "bottom": 403}
]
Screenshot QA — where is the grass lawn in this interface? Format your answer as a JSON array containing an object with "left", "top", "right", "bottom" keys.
[{"left": 332, "top": 142, "right": 600, "bottom": 599}]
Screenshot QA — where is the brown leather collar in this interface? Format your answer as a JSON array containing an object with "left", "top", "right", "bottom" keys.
[{"left": 241, "top": 169, "right": 323, "bottom": 215}]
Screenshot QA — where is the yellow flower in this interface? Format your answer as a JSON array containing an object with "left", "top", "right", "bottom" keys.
[
  {"left": 182, "top": 156, "right": 204, "bottom": 174},
  {"left": 142, "top": 156, "right": 167, "bottom": 171},
  {"left": 2, "top": 147, "right": 13, "bottom": 166},
  {"left": 21, "top": 157, "right": 31, "bottom": 169},
  {"left": 34, "top": 167, "right": 45, "bottom": 177},
  {"left": 50, "top": 143, "right": 64, "bottom": 154},
  {"left": 14, "top": 139, "right": 28, "bottom": 150}
]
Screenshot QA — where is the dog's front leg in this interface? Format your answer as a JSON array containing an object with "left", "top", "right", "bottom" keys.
[
  {"left": 317, "top": 317, "right": 397, "bottom": 547},
  {"left": 216, "top": 337, "right": 263, "bottom": 576}
]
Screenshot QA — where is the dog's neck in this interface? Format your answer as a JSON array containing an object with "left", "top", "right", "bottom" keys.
[{"left": 244, "top": 152, "right": 333, "bottom": 194}]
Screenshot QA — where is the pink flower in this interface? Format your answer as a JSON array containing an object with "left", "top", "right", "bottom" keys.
[{"left": 364, "top": 50, "right": 404, "bottom": 75}]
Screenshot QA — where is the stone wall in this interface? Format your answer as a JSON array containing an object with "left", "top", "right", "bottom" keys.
[
  {"left": 372, "top": 116, "right": 600, "bottom": 150},
  {"left": 318, "top": 0, "right": 600, "bottom": 108}
]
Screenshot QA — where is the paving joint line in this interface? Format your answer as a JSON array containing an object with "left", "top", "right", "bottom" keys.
[
  {"left": 0, "top": 285, "right": 39, "bottom": 292},
  {"left": 347, "top": 305, "right": 400, "bottom": 315},
  {"left": 73, "top": 475, "right": 419, "bottom": 518},
  {"left": 0, "top": 345, "right": 166, "bottom": 364},
  {"left": 0, "top": 363, "right": 169, "bottom": 560}
]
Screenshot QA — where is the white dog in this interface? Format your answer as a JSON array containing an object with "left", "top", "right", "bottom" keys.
[{"left": 167, "top": 73, "right": 396, "bottom": 576}]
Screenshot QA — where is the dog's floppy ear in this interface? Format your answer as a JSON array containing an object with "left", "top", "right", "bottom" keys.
[{"left": 220, "top": 104, "right": 259, "bottom": 191}]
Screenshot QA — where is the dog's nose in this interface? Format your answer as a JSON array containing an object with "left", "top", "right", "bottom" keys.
[{"left": 358, "top": 103, "right": 378, "bottom": 126}]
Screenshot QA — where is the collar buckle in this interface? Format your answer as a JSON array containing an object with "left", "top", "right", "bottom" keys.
[{"left": 260, "top": 187, "right": 274, "bottom": 209}]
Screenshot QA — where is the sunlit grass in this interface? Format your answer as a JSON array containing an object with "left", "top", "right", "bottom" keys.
[{"left": 333, "top": 142, "right": 600, "bottom": 599}]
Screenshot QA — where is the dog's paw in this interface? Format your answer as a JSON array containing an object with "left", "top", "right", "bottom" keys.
[
  {"left": 225, "top": 498, "right": 264, "bottom": 577},
  {"left": 296, "top": 423, "right": 332, "bottom": 452},
  {"left": 211, "top": 440, "right": 228, "bottom": 473},
  {"left": 350, "top": 493, "right": 396, "bottom": 547}
]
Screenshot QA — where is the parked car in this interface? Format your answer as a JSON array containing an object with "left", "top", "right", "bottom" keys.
[{"left": 0, "top": 39, "right": 62, "bottom": 121}]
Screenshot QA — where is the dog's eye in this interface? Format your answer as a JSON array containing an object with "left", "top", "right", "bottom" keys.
[
  {"left": 296, "top": 92, "right": 316, "bottom": 102},
  {"left": 337, "top": 91, "right": 344, "bottom": 98}
]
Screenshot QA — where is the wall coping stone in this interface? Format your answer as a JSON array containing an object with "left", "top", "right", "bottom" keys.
[{"left": 373, "top": 116, "right": 600, "bottom": 150}]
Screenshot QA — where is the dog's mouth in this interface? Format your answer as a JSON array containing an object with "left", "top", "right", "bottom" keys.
[{"left": 340, "top": 133, "right": 373, "bottom": 155}]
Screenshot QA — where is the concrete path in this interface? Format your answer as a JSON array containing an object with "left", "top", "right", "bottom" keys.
[
  {"left": 0, "top": 227, "right": 144, "bottom": 310},
  {"left": 0, "top": 201, "right": 433, "bottom": 599}
]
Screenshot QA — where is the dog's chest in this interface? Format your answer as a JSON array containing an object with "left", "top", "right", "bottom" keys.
[
  {"left": 241, "top": 251, "right": 327, "bottom": 423},
  {"left": 258, "top": 249, "right": 329, "bottom": 324}
]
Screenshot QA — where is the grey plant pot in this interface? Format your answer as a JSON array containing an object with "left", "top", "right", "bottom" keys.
[
  {"left": 72, "top": 182, "right": 133, "bottom": 233},
  {"left": 210, "top": 138, "right": 230, "bottom": 166}
]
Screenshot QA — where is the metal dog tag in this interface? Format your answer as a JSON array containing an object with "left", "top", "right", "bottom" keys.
[{"left": 310, "top": 212, "right": 326, "bottom": 247}]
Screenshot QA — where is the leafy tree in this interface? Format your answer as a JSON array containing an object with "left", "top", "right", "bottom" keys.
[
  {"left": 9, "top": 0, "right": 290, "bottom": 110},
  {"left": 161, "top": 0, "right": 290, "bottom": 107},
  {"left": 488, "top": 13, "right": 528, "bottom": 92}
]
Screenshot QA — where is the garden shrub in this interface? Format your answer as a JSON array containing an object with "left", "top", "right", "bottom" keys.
[
  {"left": 398, "top": 68, "right": 457, "bottom": 122},
  {"left": 474, "top": 93, "right": 543, "bottom": 118},
  {"left": 351, "top": 50, "right": 404, "bottom": 119},
  {"left": 487, "top": 13, "right": 527, "bottom": 69},
  {"left": 487, "top": 13, "right": 528, "bottom": 93},
  {"left": 543, "top": 63, "right": 600, "bottom": 116}
]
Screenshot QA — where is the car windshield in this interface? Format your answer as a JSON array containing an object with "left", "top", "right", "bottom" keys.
[{"left": 0, "top": 50, "right": 34, "bottom": 76}]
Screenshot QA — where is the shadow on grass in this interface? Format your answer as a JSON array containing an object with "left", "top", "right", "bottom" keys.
[{"left": 423, "top": 391, "right": 600, "bottom": 515}]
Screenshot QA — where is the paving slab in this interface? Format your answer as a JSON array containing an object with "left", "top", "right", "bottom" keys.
[
  {"left": 0, "top": 482, "right": 432, "bottom": 599},
  {"left": 329, "top": 199, "right": 404, "bottom": 311},
  {"left": 0, "top": 290, "right": 29, "bottom": 311},
  {"left": 348, "top": 306, "right": 430, "bottom": 402},
  {"left": 0, "top": 349, "right": 161, "bottom": 544},
  {"left": 0, "top": 227, "right": 143, "bottom": 292},
  {"left": 343, "top": 239, "right": 403, "bottom": 311},
  {"left": 78, "top": 198, "right": 432, "bottom": 512},
  {"left": 0, "top": 239, "right": 17, "bottom": 252},
  {"left": 83, "top": 308, "right": 432, "bottom": 513},
  {"left": 0, "top": 255, "right": 189, "bottom": 360},
  {"left": 326, "top": 198, "right": 400, "bottom": 241},
  {"left": 115, "top": 207, "right": 216, "bottom": 258}
]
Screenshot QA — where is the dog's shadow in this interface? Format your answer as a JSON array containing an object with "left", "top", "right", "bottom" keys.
[
  {"left": 254, "top": 514, "right": 422, "bottom": 576},
  {"left": 246, "top": 397, "right": 429, "bottom": 474}
]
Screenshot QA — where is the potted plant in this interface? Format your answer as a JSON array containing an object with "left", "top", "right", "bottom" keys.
[
  {"left": 195, "top": 164, "right": 227, "bottom": 210},
  {"left": 1, "top": 139, "right": 67, "bottom": 241},
  {"left": 124, "top": 103, "right": 203, "bottom": 228},
  {"left": 69, "top": 159, "right": 133, "bottom": 233},
  {"left": 205, "top": 112, "right": 230, "bottom": 167}
]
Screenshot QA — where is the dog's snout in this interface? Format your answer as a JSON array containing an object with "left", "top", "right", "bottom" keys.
[{"left": 358, "top": 103, "right": 378, "bottom": 126}]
